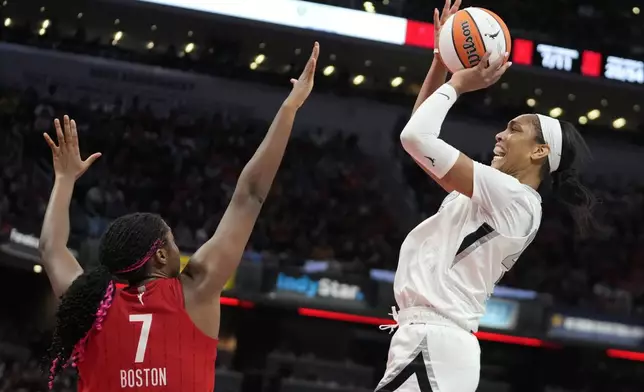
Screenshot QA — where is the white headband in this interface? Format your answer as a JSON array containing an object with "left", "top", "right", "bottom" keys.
[{"left": 536, "top": 114, "right": 562, "bottom": 173}]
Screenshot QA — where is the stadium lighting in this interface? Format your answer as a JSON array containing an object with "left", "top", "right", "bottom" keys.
[
  {"left": 188, "top": 30, "right": 193, "bottom": 37},
  {"left": 323, "top": 65, "right": 335, "bottom": 76},
  {"left": 601, "top": 99, "right": 608, "bottom": 107},
  {"left": 587, "top": 109, "right": 600, "bottom": 120},
  {"left": 114, "top": 18, "right": 120, "bottom": 25},
  {"left": 151, "top": 24, "right": 157, "bottom": 31},
  {"left": 77, "top": 13, "right": 83, "bottom": 19},
  {"left": 534, "top": 88, "right": 542, "bottom": 96},
  {"left": 185, "top": 42, "right": 195, "bottom": 53},
  {"left": 146, "top": 41, "right": 154, "bottom": 50},
  {"left": 634, "top": 104, "right": 641, "bottom": 112},
  {"left": 578, "top": 116, "right": 588, "bottom": 125},
  {"left": 38, "top": 28, "right": 46, "bottom": 36},
  {"left": 113, "top": 31, "right": 123, "bottom": 41},
  {"left": 249, "top": 62, "right": 258, "bottom": 70},
  {"left": 634, "top": 7, "right": 640, "bottom": 15},
  {"left": 549, "top": 107, "right": 563, "bottom": 118},
  {"left": 526, "top": 98, "right": 536, "bottom": 107},
  {"left": 41, "top": 19, "right": 50, "bottom": 29},
  {"left": 612, "top": 118, "right": 626, "bottom": 129},
  {"left": 33, "top": 264, "right": 43, "bottom": 274},
  {"left": 254, "top": 54, "right": 265, "bottom": 64},
  {"left": 391, "top": 76, "right": 403, "bottom": 88},
  {"left": 363, "top": 1, "right": 375, "bottom": 13},
  {"left": 568, "top": 93, "right": 575, "bottom": 101},
  {"left": 40, "top": 6, "right": 45, "bottom": 12},
  {"left": 4, "top": 18, "right": 11, "bottom": 27},
  {"left": 352, "top": 75, "right": 365, "bottom": 85}
]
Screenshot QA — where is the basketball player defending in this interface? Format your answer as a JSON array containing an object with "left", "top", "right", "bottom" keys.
[
  {"left": 40, "top": 43, "right": 319, "bottom": 391},
  {"left": 375, "top": 2, "right": 594, "bottom": 391}
]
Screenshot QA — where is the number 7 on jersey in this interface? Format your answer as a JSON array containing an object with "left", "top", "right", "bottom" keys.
[{"left": 129, "top": 314, "right": 153, "bottom": 363}]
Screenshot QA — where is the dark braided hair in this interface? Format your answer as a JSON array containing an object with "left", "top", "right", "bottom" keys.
[
  {"left": 533, "top": 117, "right": 597, "bottom": 236},
  {"left": 47, "top": 213, "right": 168, "bottom": 389}
]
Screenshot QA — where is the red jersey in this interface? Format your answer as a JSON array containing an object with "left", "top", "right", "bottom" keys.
[{"left": 77, "top": 278, "right": 218, "bottom": 391}]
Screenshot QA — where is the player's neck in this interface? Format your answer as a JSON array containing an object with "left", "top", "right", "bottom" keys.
[
  {"left": 514, "top": 169, "right": 542, "bottom": 191},
  {"left": 127, "top": 272, "right": 172, "bottom": 287}
]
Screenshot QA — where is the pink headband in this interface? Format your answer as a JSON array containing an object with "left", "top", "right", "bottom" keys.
[{"left": 115, "top": 239, "right": 163, "bottom": 274}]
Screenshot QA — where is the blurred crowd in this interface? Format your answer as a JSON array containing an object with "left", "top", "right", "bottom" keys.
[{"left": 0, "top": 84, "right": 401, "bottom": 270}]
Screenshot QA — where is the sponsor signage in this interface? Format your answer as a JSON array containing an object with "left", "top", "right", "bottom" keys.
[
  {"left": 604, "top": 56, "right": 644, "bottom": 84},
  {"left": 480, "top": 298, "right": 520, "bottom": 331},
  {"left": 515, "top": 39, "right": 644, "bottom": 85},
  {"left": 548, "top": 312, "right": 644, "bottom": 348},
  {"left": 0, "top": 228, "right": 79, "bottom": 262},
  {"left": 275, "top": 272, "right": 365, "bottom": 302},
  {"left": 536, "top": 44, "right": 579, "bottom": 72},
  {"left": 137, "top": 0, "right": 408, "bottom": 46}
]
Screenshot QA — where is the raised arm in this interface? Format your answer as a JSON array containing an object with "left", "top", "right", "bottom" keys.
[
  {"left": 40, "top": 116, "right": 101, "bottom": 298},
  {"left": 409, "top": 0, "right": 460, "bottom": 191},
  {"left": 184, "top": 42, "right": 319, "bottom": 298},
  {"left": 412, "top": 0, "right": 461, "bottom": 116},
  {"left": 400, "top": 52, "right": 510, "bottom": 198}
]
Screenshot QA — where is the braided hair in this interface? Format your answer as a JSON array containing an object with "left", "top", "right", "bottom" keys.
[{"left": 47, "top": 213, "right": 168, "bottom": 389}]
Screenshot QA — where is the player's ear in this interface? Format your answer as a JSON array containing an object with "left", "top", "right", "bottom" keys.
[
  {"left": 531, "top": 143, "right": 550, "bottom": 162},
  {"left": 155, "top": 248, "right": 168, "bottom": 265}
]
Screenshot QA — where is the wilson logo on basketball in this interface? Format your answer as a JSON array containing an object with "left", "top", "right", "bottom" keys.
[{"left": 460, "top": 20, "right": 481, "bottom": 67}]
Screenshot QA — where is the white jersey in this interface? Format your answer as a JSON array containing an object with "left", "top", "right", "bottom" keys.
[{"left": 394, "top": 161, "right": 542, "bottom": 332}]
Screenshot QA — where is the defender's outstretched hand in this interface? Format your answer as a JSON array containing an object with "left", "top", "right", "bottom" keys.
[
  {"left": 44, "top": 115, "right": 101, "bottom": 180},
  {"left": 434, "top": 0, "right": 461, "bottom": 51},
  {"left": 285, "top": 42, "right": 319, "bottom": 109}
]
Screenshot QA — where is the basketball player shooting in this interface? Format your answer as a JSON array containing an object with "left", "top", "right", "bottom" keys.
[
  {"left": 39, "top": 42, "right": 319, "bottom": 391},
  {"left": 375, "top": 2, "right": 594, "bottom": 392}
]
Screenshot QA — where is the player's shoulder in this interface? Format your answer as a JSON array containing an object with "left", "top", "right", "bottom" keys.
[
  {"left": 143, "top": 277, "right": 185, "bottom": 307},
  {"left": 474, "top": 162, "right": 519, "bottom": 187}
]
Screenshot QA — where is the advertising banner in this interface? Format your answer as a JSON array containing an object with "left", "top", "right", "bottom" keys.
[
  {"left": 0, "top": 227, "right": 79, "bottom": 265},
  {"left": 137, "top": 0, "right": 409, "bottom": 46},
  {"left": 266, "top": 267, "right": 377, "bottom": 309},
  {"left": 547, "top": 311, "right": 644, "bottom": 348},
  {"left": 480, "top": 298, "right": 520, "bottom": 331}
]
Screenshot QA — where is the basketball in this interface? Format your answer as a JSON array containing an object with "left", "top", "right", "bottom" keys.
[{"left": 437, "top": 7, "right": 511, "bottom": 73}]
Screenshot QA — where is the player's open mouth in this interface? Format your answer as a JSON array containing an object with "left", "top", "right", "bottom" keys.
[{"left": 492, "top": 145, "right": 505, "bottom": 162}]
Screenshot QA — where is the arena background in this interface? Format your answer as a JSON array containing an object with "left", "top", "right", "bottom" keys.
[{"left": 1, "top": 0, "right": 644, "bottom": 391}]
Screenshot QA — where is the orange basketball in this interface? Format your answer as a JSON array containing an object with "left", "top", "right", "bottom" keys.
[{"left": 437, "top": 7, "right": 511, "bottom": 73}]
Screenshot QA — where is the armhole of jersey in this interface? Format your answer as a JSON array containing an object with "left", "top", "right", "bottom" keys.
[{"left": 439, "top": 191, "right": 459, "bottom": 210}]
